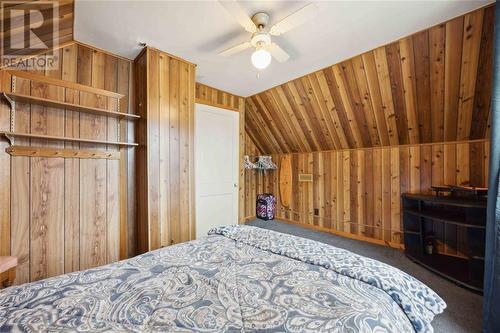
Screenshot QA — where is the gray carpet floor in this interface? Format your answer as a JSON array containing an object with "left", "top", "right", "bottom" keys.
[{"left": 247, "top": 219, "right": 483, "bottom": 333}]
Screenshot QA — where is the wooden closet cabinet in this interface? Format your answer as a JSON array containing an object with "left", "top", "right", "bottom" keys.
[{"left": 134, "top": 47, "right": 196, "bottom": 253}]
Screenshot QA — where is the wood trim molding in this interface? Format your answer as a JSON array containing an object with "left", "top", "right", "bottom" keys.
[
  {"left": 244, "top": 218, "right": 405, "bottom": 250},
  {"left": 135, "top": 46, "right": 197, "bottom": 67},
  {"left": 195, "top": 98, "right": 239, "bottom": 112},
  {"left": 265, "top": 139, "right": 488, "bottom": 156},
  {"left": 238, "top": 98, "right": 245, "bottom": 224},
  {"left": 72, "top": 40, "right": 133, "bottom": 63},
  {"left": 195, "top": 82, "right": 243, "bottom": 112}
]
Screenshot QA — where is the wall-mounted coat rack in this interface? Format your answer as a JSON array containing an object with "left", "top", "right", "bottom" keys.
[
  {"left": 5, "top": 146, "right": 121, "bottom": 160},
  {"left": 244, "top": 155, "right": 277, "bottom": 170}
]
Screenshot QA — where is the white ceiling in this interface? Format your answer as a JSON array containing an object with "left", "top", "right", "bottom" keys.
[{"left": 75, "top": 0, "right": 492, "bottom": 97}]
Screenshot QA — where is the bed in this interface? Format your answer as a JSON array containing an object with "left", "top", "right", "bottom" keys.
[{"left": 0, "top": 225, "right": 445, "bottom": 332}]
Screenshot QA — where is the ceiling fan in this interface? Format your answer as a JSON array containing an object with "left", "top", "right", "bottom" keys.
[{"left": 218, "top": 1, "right": 318, "bottom": 70}]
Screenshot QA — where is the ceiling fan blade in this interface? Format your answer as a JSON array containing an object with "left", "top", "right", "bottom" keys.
[
  {"left": 219, "top": 0, "right": 257, "bottom": 33},
  {"left": 266, "top": 43, "right": 290, "bottom": 63},
  {"left": 218, "top": 41, "right": 252, "bottom": 56},
  {"left": 269, "top": 3, "right": 318, "bottom": 36}
]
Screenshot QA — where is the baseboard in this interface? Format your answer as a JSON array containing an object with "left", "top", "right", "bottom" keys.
[
  {"left": 243, "top": 216, "right": 256, "bottom": 223},
  {"left": 245, "top": 217, "right": 405, "bottom": 250}
]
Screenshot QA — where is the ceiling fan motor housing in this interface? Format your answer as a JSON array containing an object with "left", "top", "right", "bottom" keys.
[
  {"left": 251, "top": 13, "right": 271, "bottom": 48},
  {"left": 251, "top": 12, "right": 270, "bottom": 29}
]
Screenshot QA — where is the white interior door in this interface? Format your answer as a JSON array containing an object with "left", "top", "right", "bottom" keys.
[{"left": 195, "top": 104, "right": 239, "bottom": 239}]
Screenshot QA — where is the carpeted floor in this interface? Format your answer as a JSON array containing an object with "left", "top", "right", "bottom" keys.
[{"left": 247, "top": 219, "right": 483, "bottom": 333}]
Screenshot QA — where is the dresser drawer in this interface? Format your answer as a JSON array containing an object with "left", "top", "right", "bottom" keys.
[
  {"left": 0, "top": 267, "right": 16, "bottom": 289},
  {"left": 0, "top": 256, "right": 18, "bottom": 289}
]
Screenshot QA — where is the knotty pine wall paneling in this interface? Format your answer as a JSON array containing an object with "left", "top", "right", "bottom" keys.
[
  {"left": 135, "top": 47, "right": 196, "bottom": 253},
  {"left": 243, "top": 5, "right": 493, "bottom": 250},
  {"left": 244, "top": 141, "right": 489, "bottom": 248},
  {"left": 196, "top": 82, "right": 242, "bottom": 111},
  {"left": 245, "top": 5, "right": 494, "bottom": 153},
  {"left": 195, "top": 82, "right": 247, "bottom": 223},
  {"left": 0, "top": 41, "right": 136, "bottom": 284}
]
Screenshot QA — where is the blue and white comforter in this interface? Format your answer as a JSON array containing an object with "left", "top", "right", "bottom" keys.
[{"left": 0, "top": 225, "right": 445, "bottom": 332}]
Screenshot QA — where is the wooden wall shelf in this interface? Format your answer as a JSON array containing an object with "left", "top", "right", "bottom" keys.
[
  {"left": 0, "top": 69, "right": 139, "bottom": 148},
  {"left": 4, "top": 93, "right": 140, "bottom": 120},
  {"left": 2, "top": 70, "right": 125, "bottom": 99},
  {"left": 0, "top": 132, "right": 138, "bottom": 147}
]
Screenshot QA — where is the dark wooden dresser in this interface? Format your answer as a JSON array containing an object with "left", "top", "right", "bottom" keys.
[{"left": 402, "top": 193, "right": 486, "bottom": 293}]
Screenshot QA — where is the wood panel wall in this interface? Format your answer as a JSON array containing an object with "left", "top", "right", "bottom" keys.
[
  {"left": 243, "top": 131, "right": 261, "bottom": 220},
  {"left": 245, "top": 5, "right": 494, "bottom": 154},
  {"left": 0, "top": 41, "right": 136, "bottom": 284},
  {"left": 243, "top": 5, "right": 493, "bottom": 248},
  {"left": 245, "top": 140, "right": 489, "bottom": 247},
  {"left": 0, "top": 0, "right": 74, "bottom": 58},
  {"left": 135, "top": 47, "right": 196, "bottom": 253},
  {"left": 195, "top": 82, "right": 242, "bottom": 112}
]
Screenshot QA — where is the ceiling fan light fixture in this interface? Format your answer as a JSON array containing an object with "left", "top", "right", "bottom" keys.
[
  {"left": 218, "top": 2, "right": 317, "bottom": 68},
  {"left": 251, "top": 48, "right": 271, "bottom": 70}
]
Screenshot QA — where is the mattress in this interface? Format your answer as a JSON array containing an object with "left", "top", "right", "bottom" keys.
[{"left": 0, "top": 225, "right": 445, "bottom": 332}]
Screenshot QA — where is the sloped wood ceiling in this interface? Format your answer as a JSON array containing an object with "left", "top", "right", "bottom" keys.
[{"left": 246, "top": 5, "right": 494, "bottom": 154}]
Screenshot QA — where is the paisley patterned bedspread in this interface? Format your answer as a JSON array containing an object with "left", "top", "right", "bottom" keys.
[{"left": 0, "top": 225, "right": 445, "bottom": 333}]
